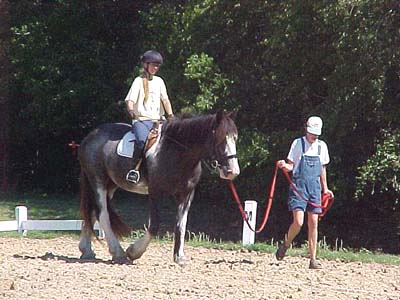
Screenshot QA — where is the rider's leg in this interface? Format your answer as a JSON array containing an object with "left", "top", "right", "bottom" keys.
[{"left": 126, "top": 120, "right": 153, "bottom": 183}]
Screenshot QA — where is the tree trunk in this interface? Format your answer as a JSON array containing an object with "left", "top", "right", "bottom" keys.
[{"left": 0, "top": 0, "right": 10, "bottom": 191}]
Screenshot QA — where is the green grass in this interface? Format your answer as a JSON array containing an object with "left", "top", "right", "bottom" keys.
[
  {"left": 0, "top": 191, "right": 80, "bottom": 220},
  {"left": 172, "top": 230, "right": 400, "bottom": 265},
  {"left": 1, "top": 191, "right": 399, "bottom": 265}
]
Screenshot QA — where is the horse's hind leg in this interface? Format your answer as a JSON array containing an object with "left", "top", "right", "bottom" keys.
[
  {"left": 126, "top": 194, "right": 159, "bottom": 261},
  {"left": 79, "top": 172, "right": 128, "bottom": 263},
  {"left": 94, "top": 185, "right": 129, "bottom": 263},
  {"left": 79, "top": 170, "right": 97, "bottom": 259},
  {"left": 173, "top": 189, "right": 195, "bottom": 266},
  {"left": 79, "top": 212, "right": 97, "bottom": 260}
]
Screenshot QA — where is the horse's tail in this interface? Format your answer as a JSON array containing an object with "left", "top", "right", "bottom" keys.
[
  {"left": 79, "top": 169, "right": 131, "bottom": 239},
  {"left": 79, "top": 169, "right": 98, "bottom": 237}
]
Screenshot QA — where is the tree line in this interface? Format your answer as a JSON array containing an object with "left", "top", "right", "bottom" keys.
[{"left": 3, "top": 0, "right": 400, "bottom": 253}]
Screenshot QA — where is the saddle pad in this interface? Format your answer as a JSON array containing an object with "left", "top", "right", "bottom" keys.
[
  {"left": 117, "top": 131, "right": 136, "bottom": 158},
  {"left": 117, "top": 123, "right": 163, "bottom": 158}
]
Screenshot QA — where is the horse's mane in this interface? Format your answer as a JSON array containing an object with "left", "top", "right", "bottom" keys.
[
  {"left": 162, "top": 113, "right": 237, "bottom": 146},
  {"left": 162, "top": 114, "right": 216, "bottom": 145}
]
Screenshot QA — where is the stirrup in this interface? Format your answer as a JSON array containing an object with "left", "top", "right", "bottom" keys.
[{"left": 126, "top": 169, "right": 140, "bottom": 184}]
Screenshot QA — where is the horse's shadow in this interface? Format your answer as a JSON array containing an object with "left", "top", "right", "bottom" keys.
[{"left": 13, "top": 252, "right": 133, "bottom": 265}]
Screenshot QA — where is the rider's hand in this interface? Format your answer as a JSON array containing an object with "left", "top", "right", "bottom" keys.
[
  {"left": 167, "top": 114, "right": 175, "bottom": 120},
  {"left": 128, "top": 110, "right": 136, "bottom": 119}
]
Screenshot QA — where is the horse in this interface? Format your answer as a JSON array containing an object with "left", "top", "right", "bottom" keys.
[{"left": 78, "top": 110, "right": 240, "bottom": 264}]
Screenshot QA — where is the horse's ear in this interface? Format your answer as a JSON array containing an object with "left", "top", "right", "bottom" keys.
[
  {"left": 227, "top": 111, "right": 237, "bottom": 120},
  {"left": 216, "top": 109, "right": 224, "bottom": 126}
]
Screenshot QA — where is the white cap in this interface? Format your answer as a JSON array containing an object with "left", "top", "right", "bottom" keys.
[{"left": 306, "top": 116, "right": 323, "bottom": 135}]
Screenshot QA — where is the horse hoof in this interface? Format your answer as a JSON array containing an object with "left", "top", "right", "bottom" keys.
[
  {"left": 80, "top": 252, "right": 96, "bottom": 260},
  {"left": 112, "top": 255, "right": 132, "bottom": 265},
  {"left": 126, "top": 244, "right": 144, "bottom": 261},
  {"left": 174, "top": 255, "right": 186, "bottom": 267}
]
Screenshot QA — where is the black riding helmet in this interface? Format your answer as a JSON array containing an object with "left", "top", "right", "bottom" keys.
[{"left": 141, "top": 50, "right": 163, "bottom": 64}]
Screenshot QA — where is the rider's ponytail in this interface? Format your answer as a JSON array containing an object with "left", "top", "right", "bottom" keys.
[{"left": 142, "top": 69, "right": 150, "bottom": 103}]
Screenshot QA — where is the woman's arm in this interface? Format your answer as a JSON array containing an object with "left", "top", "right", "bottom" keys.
[
  {"left": 320, "top": 165, "right": 334, "bottom": 197},
  {"left": 161, "top": 98, "right": 174, "bottom": 116}
]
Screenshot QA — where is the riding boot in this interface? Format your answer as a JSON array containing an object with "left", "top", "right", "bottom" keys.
[{"left": 126, "top": 142, "right": 144, "bottom": 184}]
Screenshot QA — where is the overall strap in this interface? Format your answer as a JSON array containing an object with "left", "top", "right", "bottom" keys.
[{"left": 318, "top": 141, "right": 321, "bottom": 155}]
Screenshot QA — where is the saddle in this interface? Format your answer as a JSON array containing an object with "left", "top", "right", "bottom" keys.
[{"left": 117, "top": 122, "right": 160, "bottom": 158}]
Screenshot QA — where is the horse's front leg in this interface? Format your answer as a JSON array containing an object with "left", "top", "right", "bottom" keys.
[
  {"left": 126, "top": 195, "right": 159, "bottom": 261},
  {"left": 173, "top": 189, "right": 195, "bottom": 266}
]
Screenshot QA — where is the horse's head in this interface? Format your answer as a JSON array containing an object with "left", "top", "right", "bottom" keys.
[{"left": 210, "top": 110, "right": 240, "bottom": 180}]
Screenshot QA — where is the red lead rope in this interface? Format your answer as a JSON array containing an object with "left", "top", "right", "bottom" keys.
[
  {"left": 228, "top": 161, "right": 334, "bottom": 233},
  {"left": 228, "top": 162, "right": 279, "bottom": 233}
]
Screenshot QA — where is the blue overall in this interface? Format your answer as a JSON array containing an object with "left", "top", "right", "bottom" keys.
[{"left": 288, "top": 138, "right": 322, "bottom": 213}]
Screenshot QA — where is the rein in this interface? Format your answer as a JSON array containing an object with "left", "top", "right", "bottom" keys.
[
  {"left": 229, "top": 161, "right": 334, "bottom": 233},
  {"left": 162, "top": 126, "right": 236, "bottom": 172},
  {"left": 162, "top": 132, "right": 224, "bottom": 174}
]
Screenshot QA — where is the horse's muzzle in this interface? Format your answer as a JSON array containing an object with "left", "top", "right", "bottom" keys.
[{"left": 218, "top": 160, "right": 240, "bottom": 180}]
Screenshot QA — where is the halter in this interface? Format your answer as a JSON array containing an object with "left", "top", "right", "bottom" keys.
[
  {"left": 210, "top": 154, "right": 238, "bottom": 169},
  {"left": 207, "top": 129, "right": 238, "bottom": 177}
]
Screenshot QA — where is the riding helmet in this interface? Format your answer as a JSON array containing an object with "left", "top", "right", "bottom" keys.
[{"left": 141, "top": 50, "right": 163, "bottom": 64}]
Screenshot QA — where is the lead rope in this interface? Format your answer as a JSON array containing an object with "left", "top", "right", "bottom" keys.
[
  {"left": 280, "top": 167, "right": 325, "bottom": 209},
  {"left": 277, "top": 168, "right": 334, "bottom": 220},
  {"left": 229, "top": 161, "right": 334, "bottom": 233},
  {"left": 228, "top": 161, "right": 279, "bottom": 233}
]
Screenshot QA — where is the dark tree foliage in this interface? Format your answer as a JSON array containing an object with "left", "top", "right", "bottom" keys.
[
  {"left": 129, "top": 0, "right": 400, "bottom": 252},
  {"left": 9, "top": 0, "right": 150, "bottom": 190},
  {"left": 0, "top": 0, "right": 10, "bottom": 191},
  {"left": 7, "top": 0, "right": 400, "bottom": 252}
]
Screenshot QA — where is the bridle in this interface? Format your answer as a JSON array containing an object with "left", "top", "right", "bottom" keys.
[
  {"left": 208, "top": 130, "right": 238, "bottom": 176},
  {"left": 210, "top": 154, "right": 238, "bottom": 169},
  {"left": 160, "top": 132, "right": 221, "bottom": 172},
  {"left": 162, "top": 126, "right": 237, "bottom": 174}
]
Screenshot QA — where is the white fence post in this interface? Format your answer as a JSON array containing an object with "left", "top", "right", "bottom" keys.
[
  {"left": 15, "top": 205, "right": 28, "bottom": 235},
  {"left": 242, "top": 200, "right": 257, "bottom": 245}
]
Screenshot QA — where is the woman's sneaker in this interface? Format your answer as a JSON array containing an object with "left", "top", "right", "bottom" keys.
[
  {"left": 309, "top": 259, "right": 322, "bottom": 269},
  {"left": 275, "top": 243, "right": 289, "bottom": 261}
]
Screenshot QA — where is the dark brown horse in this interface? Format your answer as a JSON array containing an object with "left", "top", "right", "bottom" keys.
[{"left": 78, "top": 111, "right": 240, "bottom": 264}]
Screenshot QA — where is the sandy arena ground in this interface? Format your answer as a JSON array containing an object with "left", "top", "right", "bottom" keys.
[{"left": 0, "top": 237, "right": 399, "bottom": 300}]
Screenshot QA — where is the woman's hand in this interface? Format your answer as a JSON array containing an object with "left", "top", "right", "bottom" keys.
[
  {"left": 277, "top": 160, "right": 293, "bottom": 172},
  {"left": 323, "top": 188, "right": 334, "bottom": 199},
  {"left": 277, "top": 160, "right": 286, "bottom": 169},
  {"left": 128, "top": 110, "right": 136, "bottom": 119}
]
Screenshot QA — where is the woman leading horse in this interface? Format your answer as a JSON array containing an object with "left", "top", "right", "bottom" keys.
[{"left": 78, "top": 110, "right": 240, "bottom": 264}]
